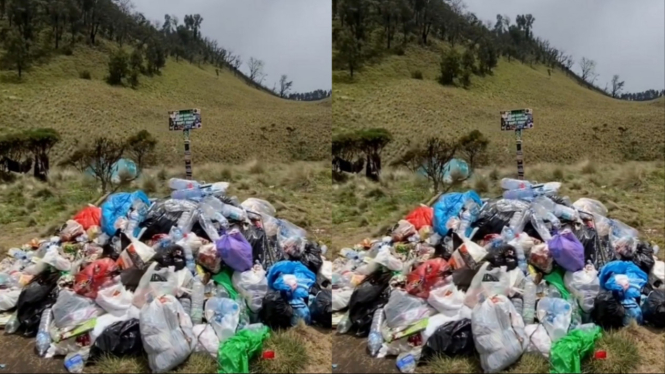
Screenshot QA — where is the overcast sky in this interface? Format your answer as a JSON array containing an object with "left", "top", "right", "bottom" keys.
[
  {"left": 131, "top": 0, "right": 332, "bottom": 92},
  {"left": 463, "top": 0, "right": 664, "bottom": 92}
]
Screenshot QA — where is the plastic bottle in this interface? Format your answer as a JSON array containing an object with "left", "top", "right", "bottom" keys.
[
  {"left": 508, "top": 209, "right": 526, "bottom": 233},
  {"left": 221, "top": 204, "right": 247, "bottom": 222},
  {"left": 367, "top": 308, "right": 384, "bottom": 356},
  {"left": 396, "top": 351, "right": 417, "bottom": 373},
  {"left": 501, "top": 178, "right": 533, "bottom": 190},
  {"left": 522, "top": 277, "right": 536, "bottom": 324},
  {"left": 554, "top": 204, "right": 579, "bottom": 221},
  {"left": 36, "top": 308, "right": 53, "bottom": 357},
  {"left": 509, "top": 238, "right": 528, "bottom": 274},
  {"left": 190, "top": 279, "right": 205, "bottom": 324},
  {"left": 511, "top": 297, "right": 524, "bottom": 316},
  {"left": 237, "top": 299, "right": 250, "bottom": 331},
  {"left": 5, "top": 312, "right": 19, "bottom": 335},
  {"left": 169, "top": 178, "right": 201, "bottom": 190},
  {"left": 64, "top": 348, "right": 89, "bottom": 373},
  {"left": 457, "top": 201, "right": 480, "bottom": 238},
  {"left": 125, "top": 201, "right": 147, "bottom": 238},
  {"left": 172, "top": 187, "right": 205, "bottom": 201},
  {"left": 180, "top": 297, "right": 192, "bottom": 317},
  {"left": 336, "top": 313, "right": 352, "bottom": 334},
  {"left": 503, "top": 188, "right": 536, "bottom": 201}
]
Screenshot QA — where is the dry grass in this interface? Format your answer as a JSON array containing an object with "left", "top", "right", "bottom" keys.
[
  {"left": 332, "top": 41, "right": 664, "bottom": 165},
  {"left": 0, "top": 41, "right": 331, "bottom": 165}
]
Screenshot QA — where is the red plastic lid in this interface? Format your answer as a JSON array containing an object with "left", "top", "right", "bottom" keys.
[
  {"left": 262, "top": 350, "right": 275, "bottom": 359},
  {"left": 594, "top": 350, "right": 607, "bottom": 359}
]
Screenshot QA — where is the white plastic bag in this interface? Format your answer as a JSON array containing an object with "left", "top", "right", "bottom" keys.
[
  {"left": 427, "top": 284, "right": 464, "bottom": 315},
  {"left": 96, "top": 283, "right": 133, "bottom": 316},
  {"left": 373, "top": 247, "right": 404, "bottom": 271},
  {"left": 241, "top": 198, "right": 276, "bottom": 217},
  {"left": 524, "top": 324, "right": 552, "bottom": 358},
  {"left": 464, "top": 262, "right": 510, "bottom": 309},
  {"left": 332, "top": 288, "right": 353, "bottom": 311},
  {"left": 118, "top": 237, "right": 156, "bottom": 270},
  {"left": 536, "top": 297, "right": 571, "bottom": 343},
  {"left": 472, "top": 294, "right": 526, "bottom": 373},
  {"left": 650, "top": 260, "right": 664, "bottom": 285},
  {"left": 0, "top": 289, "right": 21, "bottom": 312},
  {"left": 564, "top": 266, "right": 600, "bottom": 313},
  {"left": 52, "top": 290, "right": 104, "bottom": 329},
  {"left": 204, "top": 297, "right": 239, "bottom": 343},
  {"left": 192, "top": 324, "right": 219, "bottom": 358},
  {"left": 232, "top": 267, "right": 268, "bottom": 313},
  {"left": 174, "top": 268, "right": 193, "bottom": 297},
  {"left": 133, "top": 262, "right": 178, "bottom": 309},
  {"left": 140, "top": 294, "right": 194, "bottom": 373},
  {"left": 384, "top": 290, "right": 435, "bottom": 329},
  {"left": 319, "top": 261, "right": 332, "bottom": 284},
  {"left": 450, "top": 237, "right": 488, "bottom": 270},
  {"left": 42, "top": 250, "right": 72, "bottom": 271}
]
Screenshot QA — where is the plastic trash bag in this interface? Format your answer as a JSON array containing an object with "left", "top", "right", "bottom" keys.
[
  {"left": 642, "top": 290, "right": 665, "bottom": 328},
  {"left": 432, "top": 191, "right": 482, "bottom": 236},
  {"left": 259, "top": 290, "right": 293, "bottom": 330},
  {"left": 266, "top": 261, "right": 316, "bottom": 300},
  {"left": 232, "top": 267, "right": 268, "bottom": 313},
  {"left": 333, "top": 288, "right": 353, "bottom": 312},
  {"left": 52, "top": 290, "right": 104, "bottom": 329},
  {"left": 89, "top": 319, "right": 142, "bottom": 360},
  {"left": 16, "top": 272, "right": 60, "bottom": 337},
  {"left": 241, "top": 225, "right": 268, "bottom": 267},
  {"left": 197, "top": 243, "right": 222, "bottom": 273},
  {"left": 405, "top": 258, "right": 451, "bottom": 299},
  {"left": 598, "top": 261, "right": 647, "bottom": 300},
  {"left": 217, "top": 325, "right": 270, "bottom": 374},
  {"left": 449, "top": 237, "right": 488, "bottom": 271},
  {"left": 60, "top": 220, "right": 85, "bottom": 242},
  {"left": 153, "top": 244, "right": 186, "bottom": 271},
  {"left": 564, "top": 266, "right": 600, "bottom": 313},
  {"left": 96, "top": 283, "right": 133, "bottom": 316},
  {"left": 140, "top": 294, "right": 194, "bottom": 373},
  {"left": 548, "top": 230, "right": 585, "bottom": 272},
  {"left": 311, "top": 289, "right": 332, "bottom": 328},
  {"left": 572, "top": 198, "right": 608, "bottom": 217},
  {"left": 591, "top": 290, "right": 625, "bottom": 329},
  {"left": 524, "top": 324, "right": 551, "bottom": 358},
  {"left": 392, "top": 220, "right": 417, "bottom": 242},
  {"left": 295, "top": 241, "right": 324, "bottom": 274},
  {"left": 472, "top": 199, "right": 527, "bottom": 238},
  {"left": 192, "top": 324, "right": 219, "bottom": 358},
  {"left": 74, "top": 258, "right": 118, "bottom": 299},
  {"left": 536, "top": 297, "right": 572, "bottom": 342},
  {"left": 217, "top": 230, "right": 253, "bottom": 272},
  {"left": 205, "top": 297, "right": 239, "bottom": 343},
  {"left": 73, "top": 206, "right": 102, "bottom": 231},
  {"left": 241, "top": 198, "right": 276, "bottom": 217},
  {"left": 472, "top": 294, "right": 526, "bottom": 373},
  {"left": 464, "top": 262, "right": 511, "bottom": 309},
  {"left": 486, "top": 244, "right": 518, "bottom": 271},
  {"left": 347, "top": 271, "right": 392, "bottom": 336},
  {"left": 132, "top": 262, "right": 178, "bottom": 309},
  {"left": 405, "top": 206, "right": 434, "bottom": 231},
  {"left": 651, "top": 260, "right": 665, "bottom": 286},
  {"left": 421, "top": 319, "right": 474, "bottom": 360},
  {"left": 628, "top": 241, "right": 656, "bottom": 274},
  {"left": 373, "top": 247, "right": 404, "bottom": 271},
  {"left": 100, "top": 191, "right": 150, "bottom": 236},
  {"left": 41, "top": 249, "right": 72, "bottom": 272},
  {"left": 550, "top": 325, "right": 602, "bottom": 374},
  {"left": 427, "top": 283, "right": 465, "bottom": 315},
  {"left": 117, "top": 236, "right": 156, "bottom": 270},
  {"left": 290, "top": 297, "right": 311, "bottom": 325},
  {"left": 384, "top": 290, "right": 436, "bottom": 329},
  {"left": 0, "top": 289, "right": 21, "bottom": 312}
]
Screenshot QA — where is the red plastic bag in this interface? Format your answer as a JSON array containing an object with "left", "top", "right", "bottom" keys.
[
  {"left": 405, "top": 206, "right": 434, "bottom": 231},
  {"left": 405, "top": 258, "right": 451, "bottom": 299},
  {"left": 74, "top": 258, "right": 118, "bottom": 299},
  {"left": 73, "top": 206, "right": 102, "bottom": 230}
]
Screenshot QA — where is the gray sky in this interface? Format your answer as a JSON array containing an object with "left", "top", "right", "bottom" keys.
[
  {"left": 463, "top": 0, "right": 664, "bottom": 92},
  {"left": 131, "top": 0, "right": 332, "bottom": 92}
]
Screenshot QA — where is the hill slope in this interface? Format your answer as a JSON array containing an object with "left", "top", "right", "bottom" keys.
[
  {"left": 0, "top": 43, "right": 331, "bottom": 165},
  {"left": 332, "top": 42, "right": 664, "bottom": 165}
]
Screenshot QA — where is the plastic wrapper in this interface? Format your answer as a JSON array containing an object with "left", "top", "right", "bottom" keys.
[
  {"left": 197, "top": 243, "right": 222, "bottom": 273},
  {"left": 74, "top": 258, "right": 118, "bottom": 299},
  {"left": 529, "top": 243, "right": 553, "bottom": 273},
  {"left": 392, "top": 220, "right": 417, "bottom": 242},
  {"left": 405, "top": 258, "right": 450, "bottom": 299}
]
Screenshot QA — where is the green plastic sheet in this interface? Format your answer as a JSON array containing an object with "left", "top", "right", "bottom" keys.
[
  {"left": 550, "top": 326, "right": 602, "bottom": 373},
  {"left": 544, "top": 267, "right": 571, "bottom": 300},
  {"left": 218, "top": 326, "right": 270, "bottom": 374},
  {"left": 212, "top": 266, "right": 239, "bottom": 300}
]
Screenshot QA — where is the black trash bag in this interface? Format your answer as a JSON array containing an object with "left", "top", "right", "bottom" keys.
[
  {"left": 347, "top": 271, "right": 392, "bottom": 337},
  {"left": 311, "top": 289, "right": 332, "bottom": 328},
  {"left": 591, "top": 290, "right": 625, "bottom": 329},
  {"left": 452, "top": 268, "right": 478, "bottom": 292},
  {"left": 120, "top": 267, "right": 146, "bottom": 292},
  {"left": 259, "top": 290, "right": 293, "bottom": 330},
  {"left": 139, "top": 200, "right": 186, "bottom": 239},
  {"left": 486, "top": 244, "right": 518, "bottom": 271},
  {"left": 242, "top": 225, "right": 268, "bottom": 266},
  {"left": 16, "top": 271, "right": 60, "bottom": 337},
  {"left": 550, "top": 195, "right": 573, "bottom": 208},
  {"left": 642, "top": 290, "right": 665, "bottom": 328},
  {"left": 421, "top": 319, "right": 475, "bottom": 361},
  {"left": 629, "top": 241, "right": 655, "bottom": 274},
  {"left": 153, "top": 244, "right": 186, "bottom": 271},
  {"left": 89, "top": 319, "right": 143, "bottom": 361},
  {"left": 472, "top": 201, "right": 516, "bottom": 239},
  {"left": 295, "top": 241, "right": 323, "bottom": 274}
]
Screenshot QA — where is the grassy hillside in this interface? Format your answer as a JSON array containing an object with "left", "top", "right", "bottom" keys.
[
  {"left": 332, "top": 42, "right": 665, "bottom": 165},
  {"left": 0, "top": 42, "right": 331, "bottom": 165}
]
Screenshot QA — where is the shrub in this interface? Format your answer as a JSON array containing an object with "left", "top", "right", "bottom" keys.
[
  {"left": 411, "top": 70, "right": 423, "bottom": 80},
  {"left": 79, "top": 70, "right": 91, "bottom": 80}
]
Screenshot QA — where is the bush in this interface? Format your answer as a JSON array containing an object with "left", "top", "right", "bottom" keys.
[
  {"left": 439, "top": 49, "right": 461, "bottom": 86},
  {"left": 79, "top": 70, "right": 92, "bottom": 80},
  {"left": 62, "top": 45, "right": 74, "bottom": 56},
  {"left": 411, "top": 70, "right": 423, "bottom": 80},
  {"left": 107, "top": 49, "right": 129, "bottom": 85}
]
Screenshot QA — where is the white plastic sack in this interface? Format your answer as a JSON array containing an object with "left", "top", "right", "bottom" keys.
[
  {"left": 377, "top": 337, "right": 412, "bottom": 358},
  {"left": 524, "top": 324, "right": 551, "bottom": 358},
  {"left": 427, "top": 284, "right": 464, "bottom": 316},
  {"left": 472, "top": 294, "right": 526, "bottom": 373},
  {"left": 536, "top": 297, "right": 571, "bottom": 343},
  {"left": 319, "top": 261, "right": 332, "bottom": 283},
  {"left": 564, "top": 266, "right": 600, "bottom": 313},
  {"left": 232, "top": 267, "right": 268, "bottom": 313},
  {"left": 464, "top": 262, "right": 511, "bottom": 309},
  {"left": 96, "top": 283, "right": 133, "bottom": 316},
  {"left": 133, "top": 262, "right": 178, "bottom": 309},
  {"left": 332, "top": 288, "right": 353, "bottom": 312},
  {"left": 204, "top": 297, "right": 239, "bottom": 343},
  {"left": 118, "top": 237, "right": 156, "bottom": 270},
  {"left": 192, "top": 324, "right": 219, "bottom": 358},
  {"left": 384, "top": 290, "right": 435, "bottom": 329},
  {"left": 373, "top": 247, "right": 404, "bottom": 271},
  {"left": 140, "top": 294, "right": 194, "bottom": 373},
  {"left": 42, "top": 250, "right": 72, "bottom": 271},
  {"left": 241, "top": 198, "right": 276, "bottom": 217},
  {"left": 0, "top": 289, "right": 21, "bottom": 312},
  {"left": 174, "top": 268, "right": 193, "bottom": 297},
  {"left": 52, "top": 290, "right": 104, "bottom": 329},
  {"left": 450, "top": 238, "right": 488, "bottom": 270},
  {"left": 651, "top": 260, "right": 664, "bottom": 285}
]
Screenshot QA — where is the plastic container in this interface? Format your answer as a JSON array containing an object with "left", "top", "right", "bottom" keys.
[
  {"left": 367, "top": 308, "right": 384, "bottom": 356},
  {"left": 594, "top": 350, "right": 607, "bottom": 360},
  {"left": 172, "top": 187, "right": 204, "bottom": 201},
  {"left": 4, "top": 312, "right": 19, "bottom": 335},
  {"left": 511, "top": 297, "right": 524, "bottom": 316},
  {"left": 503, "top": 188, "right": 536, "bottom": 201},
  {"left": 336, "top": 313, "right": 352, "bottom": 334},
  {"left": 522, "top": 277, "right": 537, "bottom": 324},
  {"left": 262, "top": 350, "right": 275, "bottom": 359},
  {"left": 169, "top": 178, "right": 201, "bottom": 190},
  {"left": 501, "top": 178, "right": 533, "bottom": 190},
  {"left": 190, "top": 279, "right": 205, "bottom": 324},
  {"left": 180, "top": 297, "right": 192, "bottom": 317},
  {"left": 36, "top": 308, "right": 53, "bottom": 357}
]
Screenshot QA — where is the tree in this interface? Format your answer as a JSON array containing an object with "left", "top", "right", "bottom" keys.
[
  {"left": 610, "top": 74, "right": 625, "bottom": 98},
  {"left": 462, "top": 48, "right": 476, "bottom": 74},
  {"left": 107, "top": 48, "right": 129, "bottom": 85},
  {"left": 439, "top": 48, "right": 460, "bottom": 85},
  {"left": 523, "top": 14, "right": 535, "bottom": 39},
  {"left": 1, "top": 29, "right": 31, "bottom": 77},
  {"left": 477, "top": 39, "right": 498, "bottom": 74},
  {"left": 334, "top": 25, "right": 363, "bottom": 78},
  {"left": 62, "top": 136, "right": 126, "bottom": 192},
  {"left": 395, "top": 136, "right": 459, "bottom": 191},
  {"left": 356, "top": 128, "right": 392, "bottom": 180},
  {"left": 25, "top": 128, "right": 60, "bottom": 180},
  {"left": 145, "top": 41, "right": 166, "bottom": 75},
  {"left": 247, "top": 57, "right": 265, "bottom": 84},
  {"left": 457, "top": 129, "right": 489, "bottom": 169},
  {"left": 579, "top": 57, "right": 597, "bottom": 84},
  {"left": 129, "top": 47, "right": 143, "bottom": 87},
  {"left": 125, "top": 129, "right": 157, "bottom": 172},
  {"left": 279, "top": 74, "right": 293, "bottom": 98}
]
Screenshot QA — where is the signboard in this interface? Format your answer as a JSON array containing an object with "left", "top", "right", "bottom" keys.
[
  {"left": 169, "top": 109, "right": 202, "bottom": 131},
  {"left": 500, "top": 108, "right": 533, "bottom": 131}
]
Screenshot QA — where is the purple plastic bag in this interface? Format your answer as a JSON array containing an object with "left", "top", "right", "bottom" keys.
[
  {"left": 216, "top": 229, "right": 253, "bottom": 272},
  {"left": 548, "top": 230, "right": 585, "bottom": 272}
]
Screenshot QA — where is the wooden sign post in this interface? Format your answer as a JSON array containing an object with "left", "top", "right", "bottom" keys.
[
  {"left": 501, "top": 108, "right": 533, "bottom": 180},
  {"left": 169, "top": 109, "right": 202, "bottom": 180}
]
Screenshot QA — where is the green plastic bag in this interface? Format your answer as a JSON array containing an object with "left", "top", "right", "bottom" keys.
[
  {"left": 212, "top": 266, "right": 239, "bottom": 300},
  {"left": 218, "top": 326, "right": 270, "bottom": 374},
  {"left": 550, "top": 326, "right": 602, "bottom": 373},
  {"left": 544, "top": 267, "right": 571, "bottom": 300}
]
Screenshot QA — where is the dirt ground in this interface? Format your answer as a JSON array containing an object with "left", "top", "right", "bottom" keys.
[{"left": 0, "top": 334, "right": 66, "bottom": 373}]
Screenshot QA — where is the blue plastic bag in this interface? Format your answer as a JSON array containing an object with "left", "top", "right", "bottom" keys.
[
  {"left": 598, "top": 261, "right": 647, "bottom": 300},
  {"left": 100, "top": 191, "right": 150, "bottom": 236},
  {"left": 548, "top": 230, "right": 585, "bottom": 272},
  {"left": 290, "top": 298, "right": 311, "bottom": 325},
  {"left": 432, "top": 191, "right": 482, "bottom": 236},
  {"left": 267, "top": 261, "right": 316, "bottom": 300}
]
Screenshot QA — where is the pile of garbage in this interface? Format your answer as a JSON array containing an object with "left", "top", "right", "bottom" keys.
[
  {"left": 0, "top": 178, "right": 332, "bottom": 373},
  {"left": 333, "top": 178, "right": 665, "bottom": 374}
]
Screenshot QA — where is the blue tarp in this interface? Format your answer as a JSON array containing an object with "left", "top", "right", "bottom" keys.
[
  {"left": 418, "top": 158, "right": 470, "bottom": 184},
  {"left": 599, "top": 261, "right": 647, "bottom": 300},
  {"left": 267, "top": 261, "right": 316, "bottom": 300},
  {"left": 100, "top": 190, "right": 151, "bottom": 236},
  {"left": 432, "top": 190, "right": 482, "bottom": 236}
]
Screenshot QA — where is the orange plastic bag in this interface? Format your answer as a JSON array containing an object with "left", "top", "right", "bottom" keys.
[
  {"left": 73, "top": 206, "right": 102, "bottom": 230},
  {"left": 405, "top": 206, "right": 434, "bottom": 231},
  {"left": 405, "top": 258, "right": 451, "bottom": 299},
  {"left": 74, "top": 258, "right": 118, "bottom": 299}
]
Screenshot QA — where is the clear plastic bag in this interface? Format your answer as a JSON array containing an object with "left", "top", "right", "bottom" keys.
[
  {"left": 241, "top": 198, "right": 276, "bottom": 217},
  {"left": 536, "top": 297, "right": 572, "bottom": 343},
  {"left": 52, "top": 290, "right": 104, "bottom": 329},
  {"left": 524, "top": 323, "right": 552, "bottom": 358},
  {"left": 96, "top": 283, "right": 134, "bottom": 316},
  {"left": 132, "top": 262, "right": 178, "bottom": 309},
  {"left": 383, "top": 290, "right": 435, "bottom": 329},
  {"left": 564, "top": 266, "right": 600, "bottom": 313},
  {"left": 232, "top": 267, "right": 268, "bottom": 313},
  {"left": 427, "top": 284, "right": 465, "bottom": 316},
  {"left": 573, "top": 198, "right": 608, "bottom": 217},
  {"left": 192, "top": 324, "right": 219, "bottom": 358},
  {"left": 204, "top": 297, "right": 239, "bottom": 343}
]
